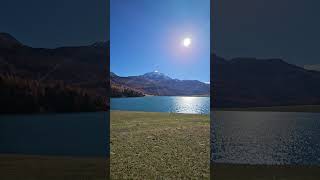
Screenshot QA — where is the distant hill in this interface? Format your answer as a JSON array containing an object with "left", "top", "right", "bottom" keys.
[
  {"left": 0, "top": 32, "right": 109, "bottom": 113},
  {"left": 111, "top": 73, "right": 145, "bottom": 97},
  {"left": 0, "top": 32, "right": 22, "bottom": 48},
  {"left": 111, "top": 71, "right": 210, "bottom": 97},
  {"left": 212, "top": 54, "right": 320, "bottom": 108},
  {"left": 304, "top": 64, "right": 320, "bottom": 72}
]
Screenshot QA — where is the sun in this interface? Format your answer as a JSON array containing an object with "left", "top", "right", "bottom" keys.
[{"left": 183, "top": 37, "right": 191, "bottom": 47}]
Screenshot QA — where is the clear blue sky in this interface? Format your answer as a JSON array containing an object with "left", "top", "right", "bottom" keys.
[{"left": 111, "top": 0, "right": 210, "bottom": 82}]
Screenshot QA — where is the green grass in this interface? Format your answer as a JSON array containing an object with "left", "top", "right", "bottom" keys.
[{"left": 111, "top": 110, "right": 210, "bottom": 179}]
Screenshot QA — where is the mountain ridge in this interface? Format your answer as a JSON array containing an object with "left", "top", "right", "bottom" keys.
[
  {"left": 0, "top": 33, "right": 23, "bottom": 48},
  {"left": 212, "top": 53, "right": 320, "bottom": 108},
  {"left": 0, "top": 32, "right": 109, "bottom": 113},
  {"left": 110, "top": 71, "right": 210, "bottom": 97},
  {"left": 2, "top": 32, "right": 320, "bottom": 110}
]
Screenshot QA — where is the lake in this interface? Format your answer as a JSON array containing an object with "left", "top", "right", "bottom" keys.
[
  {"left": 111, "top": 96, "right": 210, "bottom": 114},
  {"left": 0, "top": 112, "right": 109, "bottom": 157},
  {"left": 211, "top": 111, "right": 320, "bottom": 166}
]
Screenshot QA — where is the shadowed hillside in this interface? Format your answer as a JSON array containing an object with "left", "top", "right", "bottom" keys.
[
  {"left": 0, "top": 33, "right": 109, "bottom": 113},
  {"left": 211, "top": 54, "right": 320, "bottom": 108}
]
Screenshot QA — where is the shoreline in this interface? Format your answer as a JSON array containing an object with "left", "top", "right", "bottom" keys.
[
  {"left": 216, "top": 104, "right": 320, "bottom": 113},
  {"left": 111, "top": 95, "right": 210, "bottom": 98},
  {"left": 110, "top": 109, "right": 209, "bottom": 115}
]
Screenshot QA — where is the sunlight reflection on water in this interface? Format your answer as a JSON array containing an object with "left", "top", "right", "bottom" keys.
[
  {"left": 111, "top": 96, "right": 210, "bottom": 114},
  {"left": 211, "top": 111, "right": 320, "bottom": 165}
]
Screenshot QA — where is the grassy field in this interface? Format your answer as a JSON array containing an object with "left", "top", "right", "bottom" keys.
[
  {"left": 0, "top": 154, "right": 108, "bottom": 180},
  {"left": 110, "top": 111, "right": 210, "bottom": 179}
]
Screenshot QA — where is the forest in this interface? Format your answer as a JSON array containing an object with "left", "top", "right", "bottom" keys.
[{"left": 0, "top": 75, "right": 106, "bottom": 114}]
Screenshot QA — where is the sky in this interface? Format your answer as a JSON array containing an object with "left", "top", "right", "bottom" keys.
[
  {"left": 111, "top": 0, "right": 210, "bottom": 83},
  {"left": 212, "top": 0, "right": 320, "bottom": 66},
  {"left": 0, "top": 0, "right": 108, "bottom": 48}
]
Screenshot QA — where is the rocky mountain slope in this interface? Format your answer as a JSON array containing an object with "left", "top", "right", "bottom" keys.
[{"left": 111, "top": 71, "right": 210, "bottom": 96}]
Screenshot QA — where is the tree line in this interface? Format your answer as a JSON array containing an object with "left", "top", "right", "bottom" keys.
[
  {"left": 0, "top": 74, "right": 106, "bottom": 114},
  {"left": 111, "top": 84, "right": 145, "bottom": 97}
]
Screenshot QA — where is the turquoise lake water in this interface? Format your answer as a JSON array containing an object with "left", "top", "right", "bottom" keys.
[{"left": 111, "top": 96, "right": 210, "bottom": 114}]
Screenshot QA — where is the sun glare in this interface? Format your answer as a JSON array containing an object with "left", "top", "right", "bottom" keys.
[{"left": 183, "top": 38, "right": 191, "bottom": 47}]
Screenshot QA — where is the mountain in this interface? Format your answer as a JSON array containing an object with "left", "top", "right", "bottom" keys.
[
  {"left": 111, "top": 71, "right": 210, "bottom": 96},
  {"left": 142, "top": 71, "right": 172, "bottom": 81},
  {"left": 5, "top": 33, "right": 320, "bottom": 110},
  {"left": 212, "top": 54, "right": 320, "bottom": 108},
  {"left": 0, "top": 33, "right": 22, "bottom": 48},
  {"left": 0, "top": 32, "right": 109, "bottom": 113},
  {"left": 304, "top": 64, "right": 320, "bottom": 72},
  {"left": 0, "top": 33, "right": 109, "bottom": 95}
]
